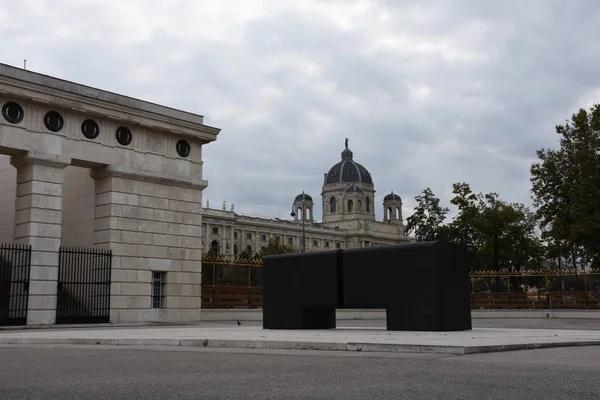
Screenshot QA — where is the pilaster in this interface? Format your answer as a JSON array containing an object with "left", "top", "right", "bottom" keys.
[
  {"left": 10, "top": 151, "right": 71, "bottom": 325},
  {"left": 90, "top": 165, "right": 204, "bottom": 323}
]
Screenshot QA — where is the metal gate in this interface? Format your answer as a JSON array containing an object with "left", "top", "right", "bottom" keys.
[
  {"left": 0, "top": 243, "right": 31, "bottom": 326},
  {"left": 56, "top": 246, "right": 112, "bottom": 324}
]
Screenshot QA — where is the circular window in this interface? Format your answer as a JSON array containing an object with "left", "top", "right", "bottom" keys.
[
  {"left": 44, "top": 110, "right": 64, "bottom": 132},
  {"left": 115, "top": 126, "right": 132, "bottom": 146},
  {"left": 176, "top": 139, "right": 191, "bottom": 157},
  {"left": 81, "top": 119, "right": 100, "bottom": 139},
  {"left": 2, "top": 101, "right": 24, "bottom": 124}
]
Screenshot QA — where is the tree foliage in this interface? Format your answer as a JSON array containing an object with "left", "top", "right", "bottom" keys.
[
  {"left": 407, "top": 183, "right": 542, "bottom": 271},
  {"left": 530, "top": 104, "right": 600, "bottom": 267},
  {"left": 261, "top": 238, "right": 300, "bottom": 256},
  {"left": 444, "top": 183, "right": 481, "bottom": 265},
  {"left": 405, "top": 187, "right": 449, "bottom": 242},
  {"left": 402, "top": 104, "right": 600, "bottom": 271},
  {"left": 475, "top": 193, "right": 542, "bottom": 271}
]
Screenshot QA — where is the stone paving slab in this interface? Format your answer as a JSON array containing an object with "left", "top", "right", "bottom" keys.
[{"left": 1, "top": 326, "right": 600, "bottom": 355}]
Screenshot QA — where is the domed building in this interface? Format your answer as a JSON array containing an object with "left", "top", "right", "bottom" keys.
[
  {"left": 200, "top": 139, "right": 412, "bottom": 256},
  {"left": 322, "top": 138, "right": 376, "bottom": 224}
]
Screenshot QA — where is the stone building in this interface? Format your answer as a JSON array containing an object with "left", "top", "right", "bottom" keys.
[
  {"left": 0, "top": 63, "right": 219, "bottom": 325},
  {"left": 0, "top": 63, "right": 411, "bottom": 327},
  {"left": 201, "top": 138, "right": 411, "bottom": 256}
]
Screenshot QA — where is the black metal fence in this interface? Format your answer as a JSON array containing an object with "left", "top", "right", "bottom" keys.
[
  {"left": 0, "top": 243, "right": 31, "bottom": 326},
  {"left": 56, "top": 246, "right": 112, "bottom": 324}
]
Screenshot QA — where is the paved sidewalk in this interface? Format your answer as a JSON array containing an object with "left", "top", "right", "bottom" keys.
[{"left": 2, "top": 325, "right": 600, "bottom": 354}]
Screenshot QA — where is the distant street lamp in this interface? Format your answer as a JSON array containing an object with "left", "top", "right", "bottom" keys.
[{"left": 290, "top": 191, "right": 307, "bottom": 252}]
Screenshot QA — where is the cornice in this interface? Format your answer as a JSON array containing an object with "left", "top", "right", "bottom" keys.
[
  {"left": 90, "top": 164, "right": 208, "bottom": 190},
  {"left": 0, "top": 73, "right": 220, "bottom": 143}
]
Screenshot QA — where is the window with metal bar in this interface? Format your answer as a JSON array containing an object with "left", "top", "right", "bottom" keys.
[{"left": 151, "top": 271, "right": 165, "bottom": 309}]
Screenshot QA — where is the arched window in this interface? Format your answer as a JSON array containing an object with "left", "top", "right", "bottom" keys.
[
  {"left": 306, "top": 207, "right": 312, "bottom": 220},
  {"left": 347, "top": 200, "right": 353, "bottom": 213},
  {"left": 297, "top": 207, "right": 303, "bottom": 220},
  {"left": 387, "top": 207, "right": 392, "bottom": 220},
  {"left": 366, "top": 197, "right": 371, "bottom": 212},
  {"left": 330, "top": 197, "right": 336, "bottom": 213},
  {"left": 396, "top": 207, "right": 401, "bottom": 220}
]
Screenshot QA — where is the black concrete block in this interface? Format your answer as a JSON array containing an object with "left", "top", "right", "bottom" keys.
[
  {"left": 262, "top": 241, "right": 471, "bottom": 332},
  {"left": 262, "top": 250, "right": 340, "bottom": 329},
  {"left": 342, "top": 241, "right": 471, "bottom": 331}
]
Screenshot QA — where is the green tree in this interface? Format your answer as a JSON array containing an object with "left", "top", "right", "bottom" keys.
[
  {"left": 444, "top": 183, "right": 482, "bottom": 269},
  {"left": 476, "top": 193, "right": 542, "bottom": 271},
  {"left": 405, "top": 187, "right": 449, "bottom": 242},
  {"left": 443, "top": 183, "right": 543, "bottom": 272},
  {"left": 261, "top": 238, "right": 300, "bottom": 256},
  {"left": 530, "top": 104, "right": 600, "bottom": 267}
]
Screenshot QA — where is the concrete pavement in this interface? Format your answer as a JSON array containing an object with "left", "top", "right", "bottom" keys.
[
  {"left": 2, "top": 323, "right": 600, "bottom": 354},
  {"left": 2, "top": 344, "right": 599, "bottom": 399}
]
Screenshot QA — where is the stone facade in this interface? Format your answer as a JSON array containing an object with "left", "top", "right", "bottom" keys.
[
  {"left": 202, "top": 140, "right": 411, "bottom": 256},
  {"left": 0, "top": 63, "right": 412, "bottom": 326},
  {"left": 0, "top": 63, "right": 219, "bottom": 324}
]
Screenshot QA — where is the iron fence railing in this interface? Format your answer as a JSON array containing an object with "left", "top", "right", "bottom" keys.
[
  {"left": 56, "top": 246, "right": 112, "bottom": 324},
  {"left": 471, "top": 291, "right": 600, "bottom": 310},
  {"left": 199, "top": 254, "right": 600, "bottom": 310},
  {"left": 200, "top": 285, "right": 263, "bottom": 309},
  {"left": 0, "top": 243, "right": 31, "bottom": 326}
]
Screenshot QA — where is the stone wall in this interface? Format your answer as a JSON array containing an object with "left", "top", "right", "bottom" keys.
[
  {"left": 61, "top": 166, "right": 95, "bottom": 247},
  {"left": 1, "top": 62, "right": 220, "bottom": 325},
  {"left": 0, "top": 155, "right": 15, "bottom": 243},
  {"left": 0, "top": 158, "right": 97, "bottom": 247},
  {"left": 92, "top": 169, "right": 203, "bottom": 323},
  {"left": 0, "top": 158, "right": 206, "bottom": 324}
]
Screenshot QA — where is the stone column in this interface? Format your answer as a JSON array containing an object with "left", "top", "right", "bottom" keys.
[
  {"left": 91, "top": 166, "right": 204, "bottom": 324},
  {"left": 204, "top": 223, "right": 210, "bottom": 253},
  {"left": 230, "top": 226, "right": 234, "bottom": 256},
  {"left": 11, "top": 152, "right": 70, "bottom": 325},
  {"left": 221, "top": 224, "right": 226, "bottom": 255},
  {"left": 255, "top": 230, "right": 259, "bottom": 255}
]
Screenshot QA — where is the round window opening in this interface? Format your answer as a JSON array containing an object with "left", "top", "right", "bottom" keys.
[
  {"left": 2, "top": 101, "right": 24, "bottom": 124},
  {"left": 176, "top": 139, "right": 191, "bottom": 157},
  {"left": 81, "top": 119, "right": 100, "bottom": 139},
  {"left": 115, "top": 126, "right": 132, "bottom": 146},
  {"left": 44, "top": 111, "right": 64, "bottom": 132}
]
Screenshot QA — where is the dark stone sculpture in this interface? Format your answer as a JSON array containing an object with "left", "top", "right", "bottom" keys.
[
  {"left": 262, "top": 241, "right": 472, "bottom": 331},
  {"left": 262, "top": 250, "right": 340, "bottom": 329}
]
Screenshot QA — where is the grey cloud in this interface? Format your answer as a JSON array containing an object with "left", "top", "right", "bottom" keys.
[{"left": 1, "top": 0, "right": 599, "bottom": 223}]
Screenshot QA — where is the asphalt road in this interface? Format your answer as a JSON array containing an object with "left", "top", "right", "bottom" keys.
[{"left": 1, "top": 344, "right": 599, "bottom": 399}]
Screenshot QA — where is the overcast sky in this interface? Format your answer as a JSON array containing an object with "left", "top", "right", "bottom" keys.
[{"left": 2, "top": 0, "right": 599, "bottom": 222}]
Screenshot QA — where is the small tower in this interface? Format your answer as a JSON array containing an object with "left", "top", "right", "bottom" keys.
[
  {"left": 383, "top": 191, "right": 403, "bottom": 224},
  {"left": 292, "top": 191, "right": 314, "bottom": 222}
]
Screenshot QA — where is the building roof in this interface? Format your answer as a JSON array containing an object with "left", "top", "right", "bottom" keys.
[
  {"left": 324, "top": 139, "right": 373, "bottom": 185},
  {"left": 384, "top": 191, "right": 402, "bottom": 201},
  {"left": 0, "top": 62, "right": 209, "bottom": 127},
  {"left": 294, "top": 193, "right": 313, "bottom": 202}
]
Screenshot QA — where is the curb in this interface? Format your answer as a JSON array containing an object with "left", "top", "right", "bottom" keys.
[{"left": 1, "top": 337, "right": 600, "bottom": 355}]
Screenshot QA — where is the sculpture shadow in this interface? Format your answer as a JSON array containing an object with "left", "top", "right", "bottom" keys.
[{"left": 262, "top": 241, "right": 472, "bottom": 331}]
